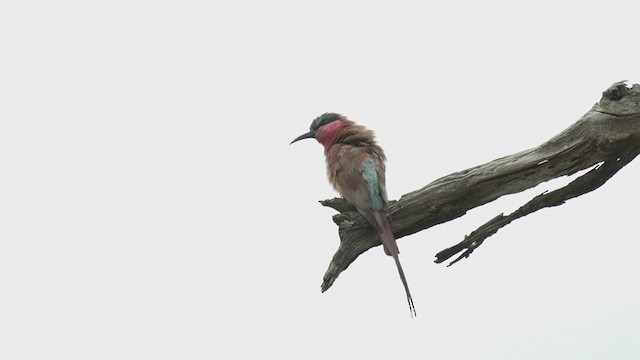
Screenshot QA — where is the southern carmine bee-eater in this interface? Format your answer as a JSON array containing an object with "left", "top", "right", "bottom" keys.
[{"left": 291, "top": 113, "right": 416, "bottom": 317}]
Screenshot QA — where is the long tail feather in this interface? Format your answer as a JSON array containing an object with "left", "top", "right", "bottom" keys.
[{"left": 372, "top": 212, "right": 417, "bottom": 317}]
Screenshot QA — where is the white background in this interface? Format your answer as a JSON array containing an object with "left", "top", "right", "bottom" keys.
[{"left": 1, "top": 1, "right": 639, "bottom": 359}]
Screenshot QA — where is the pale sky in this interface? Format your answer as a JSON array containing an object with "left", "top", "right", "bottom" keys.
[{"left": 1, "top": 1, "right": 639, "bottom": 359}]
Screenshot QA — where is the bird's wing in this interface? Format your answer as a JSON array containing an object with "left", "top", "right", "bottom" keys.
[{"left": 333, "top": 147, "right": 387, "bottom": 212}]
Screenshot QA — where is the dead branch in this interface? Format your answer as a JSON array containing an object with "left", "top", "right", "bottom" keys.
[{"left": 320, "top": 81, "right": 640, "bottom": 292}]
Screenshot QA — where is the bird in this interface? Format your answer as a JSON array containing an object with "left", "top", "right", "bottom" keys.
[{"left": 291, "top": 112, "right": 416, "bottom": 317}]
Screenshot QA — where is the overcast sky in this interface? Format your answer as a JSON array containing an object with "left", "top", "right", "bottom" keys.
[{"left": 1, "top": 1, "right": 639, "bottom": 359}]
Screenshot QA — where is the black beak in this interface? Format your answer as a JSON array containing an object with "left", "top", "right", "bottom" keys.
[{"left": 290, "top": 130, "right": 316, "bottom": 145}]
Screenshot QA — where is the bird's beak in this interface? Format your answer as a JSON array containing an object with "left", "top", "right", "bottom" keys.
[{"left": 290, "top": 130, "right": 316, "bottom": 145}]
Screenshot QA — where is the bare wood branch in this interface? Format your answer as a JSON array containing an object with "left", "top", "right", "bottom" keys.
[
  {"left": 319, "top": 81, "right": 640, "bottom": 293},
  {"left": 435, "top": 147, "right": 640, "bottom": 266}
]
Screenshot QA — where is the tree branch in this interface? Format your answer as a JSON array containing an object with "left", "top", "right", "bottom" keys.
[{"left": 319, "top": 81, "right": 640, "bottom": 292}]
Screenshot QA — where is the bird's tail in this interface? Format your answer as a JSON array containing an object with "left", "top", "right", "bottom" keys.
[
  {"left": 371, "top": 211, "right": 417, "bottom": 317},
  {"left": 371, "top": 212, "right": 398, "bottom": 256}
]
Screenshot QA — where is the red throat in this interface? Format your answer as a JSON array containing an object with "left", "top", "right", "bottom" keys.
[{"left": 315, "top": 120, "right": 344, "bottom": 148}]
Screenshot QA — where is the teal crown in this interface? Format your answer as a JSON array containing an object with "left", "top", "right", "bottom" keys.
[{"left": 310, "top": 113, "right": 340, "bottom": 131}]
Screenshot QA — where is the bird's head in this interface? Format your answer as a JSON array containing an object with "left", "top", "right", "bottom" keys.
[{"left": 290, "top": 112, "right": 345, "bottom": 147}]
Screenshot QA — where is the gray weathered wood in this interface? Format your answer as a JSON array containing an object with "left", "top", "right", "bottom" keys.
[{"left": 319, "top": 81, "right": 640, "bottom": 292}]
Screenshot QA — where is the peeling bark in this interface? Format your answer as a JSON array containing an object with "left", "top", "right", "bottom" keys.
[{"left": 319, "top": 81, "right": 640, "bottom": 293}]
